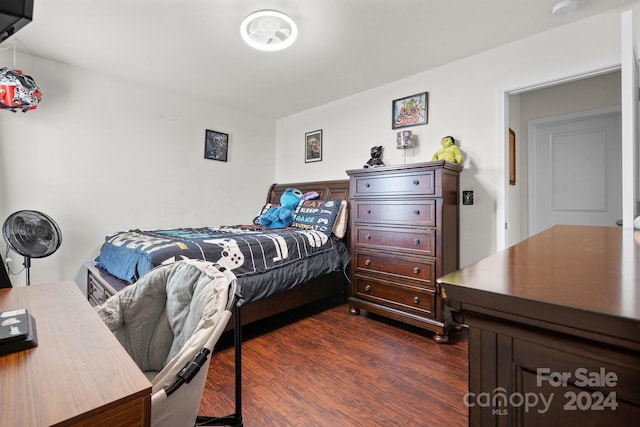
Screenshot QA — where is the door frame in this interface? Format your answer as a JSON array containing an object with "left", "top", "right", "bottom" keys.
[{"left": 497, "top": 65, "right": 621, "bottom": 250}]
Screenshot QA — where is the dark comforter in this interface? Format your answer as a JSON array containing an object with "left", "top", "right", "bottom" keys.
[{"left": 96, "top": 225, "right": 349, "bottom": 303}]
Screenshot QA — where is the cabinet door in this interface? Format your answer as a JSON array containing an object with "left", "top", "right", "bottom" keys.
[{"left": 466, "top": 313, "right": 640, "bottom": 426}]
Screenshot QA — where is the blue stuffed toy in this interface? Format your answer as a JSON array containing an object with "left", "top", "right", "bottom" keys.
[{"left": 259, "top": 188, "right": 304, "bottom": 229}]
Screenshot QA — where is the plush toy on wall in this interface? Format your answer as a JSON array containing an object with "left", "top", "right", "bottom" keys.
[{"left": 259, "top": 188, "right": 304, "bottom": 229}]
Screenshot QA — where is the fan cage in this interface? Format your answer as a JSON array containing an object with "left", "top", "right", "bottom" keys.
[{"left": 2, "top": 210, "right": 62, "bottom": 259}]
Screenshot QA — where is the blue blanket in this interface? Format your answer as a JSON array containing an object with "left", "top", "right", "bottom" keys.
[{"left": 96, "top": 225, "right": 342, "bottom": 285}]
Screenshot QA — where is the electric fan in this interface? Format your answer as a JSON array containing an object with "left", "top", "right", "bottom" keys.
[{"left": 2, "top": 210, "right": 62, "bottom": 286}]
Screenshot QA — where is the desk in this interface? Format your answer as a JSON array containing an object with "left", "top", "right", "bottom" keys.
[
  {"left": 438, "top": 225, "right": 640, "bottom": 426},
  {"left": 0, "top": 281, "right": 151, "bottom": 426}
]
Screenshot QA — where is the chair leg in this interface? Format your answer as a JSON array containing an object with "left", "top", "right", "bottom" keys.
[{"left": 196, "top": 303, "right": 243, "bottom": 427}]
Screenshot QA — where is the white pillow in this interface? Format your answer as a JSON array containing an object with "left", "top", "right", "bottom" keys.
[{"left": 332, "top": 200, "right": 348, "bottom": 239}]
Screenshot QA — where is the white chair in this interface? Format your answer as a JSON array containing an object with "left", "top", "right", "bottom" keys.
[{"left": 95, "top": 260, "right": 243, "bottom": 427}]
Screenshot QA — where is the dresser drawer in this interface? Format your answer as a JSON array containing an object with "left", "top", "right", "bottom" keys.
[
  {"left": 352, "top": 170, "right": 438, "bottom": 197},
  {"left": 354, "top": 250, "right": 434, "bottom": 284},
  {"left": 352, "top": 200, "right": 436, "bottom": 226},
  {"left": 87, "top": 274, "right": 113, "bottom": 307},
  {"left": 354, "top": 226, "right": 436, "bottom": 256},
  {"left": 354, "top": 276, "right": 436, "bottom": 318}
]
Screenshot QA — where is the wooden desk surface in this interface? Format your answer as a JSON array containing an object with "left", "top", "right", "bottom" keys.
[
  {"left": 438, "top": 225, "right": 640, "bottom": 347},
  {"left": 0, "top": 281, "right": 151, "bottom": 426}
]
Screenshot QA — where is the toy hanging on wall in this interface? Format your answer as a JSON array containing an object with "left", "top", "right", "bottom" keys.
[
  {"left": 0, "top": 67, "right": 41, "bottom": 112},
  {"left": 432, "top": 136, "right": 464, "bottom": 164},
  {"left": 363, "top": 145, "right": 385, "bottom": 168}
]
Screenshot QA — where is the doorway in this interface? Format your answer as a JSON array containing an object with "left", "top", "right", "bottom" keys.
[{"left": 506, "top": 70, "right": 622, "bottom": 244}]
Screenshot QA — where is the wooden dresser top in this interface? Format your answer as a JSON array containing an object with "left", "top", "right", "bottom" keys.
[{"left": 438, "top": 225, "right": 640, "bottom": 345}]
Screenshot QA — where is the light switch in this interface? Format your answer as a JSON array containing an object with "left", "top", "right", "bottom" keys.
[{"left": 462, "top": 191, "right": 474, "bottom": 205}]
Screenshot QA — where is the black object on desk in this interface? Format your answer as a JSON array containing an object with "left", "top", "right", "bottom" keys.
[{"left": 0, "top": 308, "right": 37, "bottom": 355}]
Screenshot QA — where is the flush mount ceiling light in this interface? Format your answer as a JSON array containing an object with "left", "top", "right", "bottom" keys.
[
  {"left": 240, "top": 10, "right": 298, "bottom": 51},
  {"left": 551, "top": 0, "right": 578, "bottom": 16}
]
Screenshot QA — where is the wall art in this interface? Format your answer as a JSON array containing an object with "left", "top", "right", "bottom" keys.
[
  {"left": 204, "top": 129, "right": 229, "bottom": 162},
  {"left": 392, "top": 92, "right": 428, "bottom": 129},
  {"left": 305, "top": 129, "right": 322, "bottom": 163}
]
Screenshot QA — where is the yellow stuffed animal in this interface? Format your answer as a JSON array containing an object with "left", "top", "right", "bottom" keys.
[{"left": 432, "top": 136, "right": 464, "bottom": 164}]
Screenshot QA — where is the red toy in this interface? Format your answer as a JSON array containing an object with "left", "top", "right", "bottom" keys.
[{"left": 0, "top": 67, "right": 41, "bottom": 112}]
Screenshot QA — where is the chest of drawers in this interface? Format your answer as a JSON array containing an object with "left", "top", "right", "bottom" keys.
[{"left": 346, "top": 161, "right": 462, "bottom": 343}]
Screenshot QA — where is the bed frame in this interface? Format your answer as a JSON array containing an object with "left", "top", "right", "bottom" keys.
[{"left": 85, "top": 179, "right": 351, "bottom": 331}]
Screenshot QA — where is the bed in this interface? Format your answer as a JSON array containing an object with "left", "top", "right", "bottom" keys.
[{"left": 85, "top": 179, "right": 351, "bottom": 330}]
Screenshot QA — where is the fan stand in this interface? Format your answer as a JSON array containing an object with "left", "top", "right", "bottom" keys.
[{"left": 23, "top": 256, "right": 32, "bottom": 286}]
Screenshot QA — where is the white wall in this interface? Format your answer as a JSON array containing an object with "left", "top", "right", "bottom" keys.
[
  {"left": 275, "top": 5, "right": 637, "bottom": 267},
  {"left": 0, "top": 53, "right": 275, "bottom": 287}
]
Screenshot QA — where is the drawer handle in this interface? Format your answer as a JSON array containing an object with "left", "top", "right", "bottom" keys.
[
  {"left": 413, "top": 180, "right": 419, "bottom": 185},
  {"left": 413, "top": 267, "right": 420, "bottom": 274},
  {"left": 365, "top": 285, "right": 371, "bottom": 292},
  {"left": 413, "top": 296, "right": 420, "bottom": 304},
  {"left": 365, "top": 183, "right": 371, "bottom": 188},
  {"left": 365, "top": 234, "right": 371, "bottom": 240},
  {"left": 366, "top": 209, "right": 372, "bottom": 214},
  {"left": 413, "top": 209, "right": 420, "bottom": 215},
  {"left": 365, "top": 259, "right": 371, "bottom": 266},
  {"left": 414, "top": 238, "right": 420, "bottom": 245}
]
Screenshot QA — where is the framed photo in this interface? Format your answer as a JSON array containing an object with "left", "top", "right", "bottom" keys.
[
  {"left": 392, "top": 92, "right": 428, "bottom": 129},
  {"left": 204, "top": 129, "right": 228, "bottom": 162},
  {"left": 305, "top": 129, "right": 322, "bottom": 163}
]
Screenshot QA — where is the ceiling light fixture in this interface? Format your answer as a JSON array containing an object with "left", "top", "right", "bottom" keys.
[
  {"left": 551, "top": 0, "right": 578, "bottom": 16},
  {"left": 240, "top": 10, "right": 298, "bottom": 52}
]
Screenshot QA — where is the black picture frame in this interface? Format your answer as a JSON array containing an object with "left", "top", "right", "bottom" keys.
[
  {"left": 204, "top": 129, "right": 228, "bottom": 162},
  {"left": 305, "top": 129, "right": 322, "bottom": 163},
  {"left": 392, "top": 92, "right": 428, "bottom": 129}
]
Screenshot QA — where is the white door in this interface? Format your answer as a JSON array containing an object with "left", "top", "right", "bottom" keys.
[{"left": 528, "top": 109, "right": 622, "bottom": 235}]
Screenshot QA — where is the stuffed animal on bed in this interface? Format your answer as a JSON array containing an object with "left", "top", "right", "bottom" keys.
[{"left": 259, "top": 188, "right": 304, "bottom": 229}]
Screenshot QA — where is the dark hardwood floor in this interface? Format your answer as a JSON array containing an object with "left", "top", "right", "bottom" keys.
[{"left": 199, "top": 300, "right": 469, "bottom": 426}]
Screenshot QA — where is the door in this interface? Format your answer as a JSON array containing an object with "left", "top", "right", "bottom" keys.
[{"left": 528, "top": 109, "right": 622, "bottom": 235}]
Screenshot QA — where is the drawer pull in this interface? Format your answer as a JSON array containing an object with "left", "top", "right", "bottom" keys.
[
  {"left": 414, "top": 238, "right": 420, "bottom": 245},
  {"left": 413, "top": 267, "right": 420, "bottom": 274},
  {"left": 413, "top": 296, "right": 420, "bottom": 304},
  {"left": 365, "top": 183, "right": 371, "bottom": 188},
  {"left": 413, "top": 209, "right": 420, "bottom": 215},
  {"left": 365, "top": 234, "right": 371, "bottom": 240},
  {"left": 413, "top": 179, "right": 419, "bottom": 185},
  {"left": 365, "top": 259, "right": 371, "bottom": 266},
  {"left": 365, "top": 285, "right": 371, "bottom": 292},
  {"left": 366, "top": 209, "right": 372, "bottom": 214}
]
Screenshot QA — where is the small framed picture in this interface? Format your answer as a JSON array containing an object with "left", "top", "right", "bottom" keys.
[
  {"left": 204, "top": 129, "right": 228, "bottom": 162},
  {"left": 392, "top": 92, "right": 428, "bottom": 129},
  {"left": 305, "top": 129, "right": 322, "bottom": 163}
]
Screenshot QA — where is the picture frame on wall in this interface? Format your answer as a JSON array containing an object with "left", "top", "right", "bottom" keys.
[
  {"left": 305, "top": 129, "right": 322, "bottom": 163},
  {"left": 392, "top": 92, "right": 428, "bottom": 129},
  {"left": 204, "top": 129, "right": 228, "bottom": 162}
]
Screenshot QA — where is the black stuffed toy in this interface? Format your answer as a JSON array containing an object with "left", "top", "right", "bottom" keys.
[{"left": 364, "top": 145, "right": 385, "bottom": 168}]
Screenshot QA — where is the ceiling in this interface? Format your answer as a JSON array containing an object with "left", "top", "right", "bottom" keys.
[{"left": 5, "top": 0, "right": 638, "bottom": 119}]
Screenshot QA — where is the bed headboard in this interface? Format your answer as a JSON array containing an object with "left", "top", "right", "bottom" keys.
[
  {"left": 266, "top": 179, "right": 350, "bottom": 241},
  {"left": 266, "top": 179, "right": 350, "bottom": 204}
]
